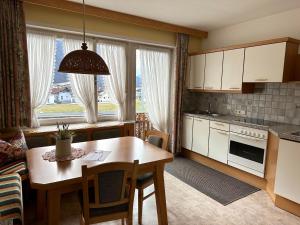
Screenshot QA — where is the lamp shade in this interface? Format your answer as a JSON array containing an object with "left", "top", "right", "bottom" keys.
[{"left": 58, "top": 43, "right": 110, "bottom": 75}]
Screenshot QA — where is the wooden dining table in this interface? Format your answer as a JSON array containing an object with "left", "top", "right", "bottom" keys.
[{"left": 26, "top": 136, "right": 174, "bottom": 225}]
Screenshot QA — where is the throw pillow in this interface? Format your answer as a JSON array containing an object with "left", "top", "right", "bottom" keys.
[
  {"left": 9, "top": 129, "right": 28, "bottom": 150},
  {"left": 0, "top": 139, "right": 26, "bottom": 166}
]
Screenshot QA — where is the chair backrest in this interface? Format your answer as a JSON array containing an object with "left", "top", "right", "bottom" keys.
[
  {"left": 144, "top": 130, "right": 169, "bottom": 150},
  {"left": 81, "top": 160, "right": 139, "bottom": 224}
]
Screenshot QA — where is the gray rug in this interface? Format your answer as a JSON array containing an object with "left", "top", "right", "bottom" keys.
[{"left": 165, "top": 157, "right": 260, "bottom": 205}]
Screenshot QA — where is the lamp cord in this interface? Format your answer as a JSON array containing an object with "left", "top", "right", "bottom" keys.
[{"left": 83, "top": 0, "right": 86, "bottom": 44}]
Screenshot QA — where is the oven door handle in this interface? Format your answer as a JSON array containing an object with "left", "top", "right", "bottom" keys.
[{"left": 230, "top": 133, "right": 265, "bottom": 142}]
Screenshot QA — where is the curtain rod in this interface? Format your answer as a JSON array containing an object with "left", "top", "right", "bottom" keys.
[{"left": 26, "top": 24, "right": 176, "bottom": 49}]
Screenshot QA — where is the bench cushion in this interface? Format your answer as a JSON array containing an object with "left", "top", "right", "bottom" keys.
[{"left": 0, "top": 173, "right": 23, "bottom": 224}]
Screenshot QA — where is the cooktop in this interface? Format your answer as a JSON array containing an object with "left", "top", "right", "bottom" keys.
[{"left": 232, "top": 117, "right": 272, "bottom": 126}]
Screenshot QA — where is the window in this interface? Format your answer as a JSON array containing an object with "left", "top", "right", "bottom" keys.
[
  {"left": 96, "top": 42, "right": 126, "bottom": 118},
  {"left": 27, "top": 29, "right": 173, "bottom": 126},
  {"left": 37, "top": 38, "right": 85, "bottom": 119},
  {"left": 136, "top": 50, "right": 147, "bottom": 113},
  {"left": 96, "top": 75, "right": 118, "bottom": 116}
]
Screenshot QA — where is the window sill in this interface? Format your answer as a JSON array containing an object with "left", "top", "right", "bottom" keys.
[{"left": 23, "top": 120, "right": 135, "bottom": 136}]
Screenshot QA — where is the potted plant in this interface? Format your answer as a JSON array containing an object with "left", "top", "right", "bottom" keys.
[{"left": 55, "top": 122, "right": 75, "bottom": 158}]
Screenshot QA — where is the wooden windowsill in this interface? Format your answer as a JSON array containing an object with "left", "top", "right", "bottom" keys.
[{"left": 23, "top": 120, "right": 135, "bottom": 135}]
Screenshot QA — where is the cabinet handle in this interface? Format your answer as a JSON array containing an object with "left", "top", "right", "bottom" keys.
[
  {"left": 255, "top": 78, "right": 268, "bottom": 81},
  {"left": 205, "top": 86, "right": 213, "bottom": 89},
  {"left": 214, "top": 122, "right": 224, "bottom": 126},
  {"left": 195, "top": 119, "right": 203, "bottom": 122},
  {"left": 229, "top": 87, "right": 240, "bottom": 90},
  {"left": 217, "top": 131, "right": 228, "bottom": 135}
]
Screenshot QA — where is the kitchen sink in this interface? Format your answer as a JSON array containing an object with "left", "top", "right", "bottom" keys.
[
  {"left": 195, "top": 111, "right": 220, "bottom": 117},
  {"left": 291, "top": 131, "right": 300, "bottom": 136}
]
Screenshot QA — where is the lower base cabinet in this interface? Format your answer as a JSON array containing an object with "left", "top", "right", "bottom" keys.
[
  {"left": 208, "top": 128, "right": 229, "bottom": 164},
  {"left": 192, "top": 118, "right": 210, "bottom": 156},
  {"left": 275, "top": 139, "right": 300, "bottom": 204}
]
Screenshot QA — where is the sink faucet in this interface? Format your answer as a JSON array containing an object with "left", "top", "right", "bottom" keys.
[{"left": 206, "top": 103, "right": 212, "bottom": 115}]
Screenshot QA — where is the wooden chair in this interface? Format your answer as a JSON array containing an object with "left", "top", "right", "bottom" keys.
[
  {"left": 80, "top": 160, "right": 139, "bottom": 225},
  {"left": 137, "top": 130, "right": 169, "bottom": 225}
]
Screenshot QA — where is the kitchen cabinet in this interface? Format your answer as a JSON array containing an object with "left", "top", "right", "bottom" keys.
[
  {"left": 222, "top": 48, "right": 244, "bottom": 91},
  {"left": 275, "top": 139, "right": 300, "bottom": 204},
  {"left": 204, "top": 51, "right": 223, "bottom": 90},
  {"left": 244, "top": 42, "right": 298, "bottom": 82},
  {"left": 208, "top": 126, "right": 229, "bottom": 164},
  {"left": 182, "top": 116, "right": 194, "bottom": 150},
  {"left": 192, "top": 118, "right": 210, "bottom": 156},
  {"left": 188, "top": 54, "right": 205, "bottom": 89}
]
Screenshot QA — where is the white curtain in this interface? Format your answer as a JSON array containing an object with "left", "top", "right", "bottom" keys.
[
  {"left": 63, "top": 38, "right": 97, "bottom": 123},
  {"left": 27, "top": 32, "right": 56, "bottom": 128},
  {"left": 139, "top": 49, "right": 171, "bottom": 132},
  {"left": 97, "top": 42, "right": 127, "bottom": 121}
]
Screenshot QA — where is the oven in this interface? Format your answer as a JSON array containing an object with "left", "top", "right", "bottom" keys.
[{"left": 228, "top": 125, "right": 268, "bottom": 178}]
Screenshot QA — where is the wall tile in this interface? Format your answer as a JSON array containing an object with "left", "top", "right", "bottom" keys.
[{"left": 183, "top": 83, "right": 300, "bottom": 125}]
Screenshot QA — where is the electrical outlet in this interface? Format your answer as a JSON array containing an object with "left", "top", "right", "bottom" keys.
[{"left": 240, "top": 110, "right": 246, "bottom": 115}]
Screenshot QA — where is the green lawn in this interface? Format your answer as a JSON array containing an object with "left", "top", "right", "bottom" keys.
[{"left": 37, "top": 100, "right": 146, "bottom": 114}]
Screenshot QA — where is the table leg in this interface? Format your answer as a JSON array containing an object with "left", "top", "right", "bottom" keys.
[
  {"left": 153, "top": 163, "right": 168, "bottom": 225},
  {"left": 36, "top": 190, "right": 46, "bottom": 221},
  {"left": 47, "top": 189, "right": 61, "bottom": 225}
]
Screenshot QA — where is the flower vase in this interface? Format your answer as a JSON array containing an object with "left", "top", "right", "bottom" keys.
[{"left": 55, "top": 138, "right": 72, "bottom": 158}]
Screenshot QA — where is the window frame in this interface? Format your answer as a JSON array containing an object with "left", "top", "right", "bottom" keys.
[{"left": 27, "top": 26, "right": 175, "bottom": 126}]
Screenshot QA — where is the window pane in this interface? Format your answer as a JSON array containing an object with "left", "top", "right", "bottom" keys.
[
  {"left": 96, "top": 76, "right": 118, "bottom": 116},
  {"left": 136, "top": 50, "right": 147, "bottom": 113},
  {"left": 96, "top": 42, "right": 125, "bottom": 117},
  {"left": 37, "top": 39, "right": 85, "bottom": 118}
]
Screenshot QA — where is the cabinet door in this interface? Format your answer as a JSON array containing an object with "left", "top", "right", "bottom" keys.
[
  {"left": 192, "top": 118, "right": 210, "bottom": 156},
  {"left": 204, "top": 52, "right": 223, "bottom": 90},
  {"left": 182, "top": 116, "right": 194, "bottom": 150},
  {"left": 208, "top": 128, "right": 229, "bottom": 164},
  {"left": 275, "top": 139, "right": 300, "bottom": 204},
  {"left": 222, "top": 48, "right": 244, "bottom": 91},
  {"left": 189, "top": 55, "right": 205, "bottom": 89},
  {"left": 244, "top": 42, "right": 286, "bottom": 82}
]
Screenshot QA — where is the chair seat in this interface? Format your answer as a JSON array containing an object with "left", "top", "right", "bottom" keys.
[
  {"left": 136, "top": 172, "right": 153, "bottom": 187},
  {"left": 0, "top": 173, "right": 22, "bottom": 225},
  {"left": 0, "top": 160, "right": 27, "bottom": 176}
]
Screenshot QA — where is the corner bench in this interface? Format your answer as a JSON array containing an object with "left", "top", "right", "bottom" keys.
[{"left": 0, "top": 173, "right": 23, "bottom": 225}]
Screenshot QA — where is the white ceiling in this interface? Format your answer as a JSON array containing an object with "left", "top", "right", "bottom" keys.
[{"left": 69, "top": 0, "right": 300, "bottom": 31}]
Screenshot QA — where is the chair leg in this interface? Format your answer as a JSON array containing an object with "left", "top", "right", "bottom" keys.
[
  {"left": 121, "top": 218, "right": 125, "bottom": 225},
  {"left": 80, "top": 214, "right": 85, "bottom": 225},
  {"left": 126, "top": 218, "right": 133, "bottom": 225},
  {"left": 138, "top": 188, "right": 144, "bottom": 225}
]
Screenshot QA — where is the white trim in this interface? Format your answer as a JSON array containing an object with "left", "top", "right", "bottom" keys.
[{"left": 39, "top": 117, "right": 86, "bottom": 126}]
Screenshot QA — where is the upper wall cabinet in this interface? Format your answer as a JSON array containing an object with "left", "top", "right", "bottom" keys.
[
  {"left": 188, "top": 54, "right": 205, "bottom": 89},
  {"left": 243, "top": 41, "right": 299, "bottom": 83},
  {"left": 204, "top": 52, "right": 223, "bottom": 90},
  {"left": 187, "top": 37, "right": 299, "bottom": 93},
  {"left": 222, "top": 48, "right": 244, "bottom": 91}
]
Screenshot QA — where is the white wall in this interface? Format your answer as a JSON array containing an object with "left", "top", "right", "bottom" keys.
[{"left": 201, "top": 7, "right": 300, "bottom": 50}]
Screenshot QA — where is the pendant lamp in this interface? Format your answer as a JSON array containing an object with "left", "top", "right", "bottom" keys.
[{"left": 58, "top": 0, "right": 110, "bottom": 75}]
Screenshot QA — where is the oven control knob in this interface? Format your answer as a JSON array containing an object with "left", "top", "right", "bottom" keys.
[
  {"left": 249, "top": 131, "right": 252, "bottom": 136},
  {"left": 241, "top": 130, "right": 244, "bottom": 134},
  {"left": 262, "top": 134, "right": 266, "bottom": 139},
  {"left": 257, "top": 134, "right": 261, "bottom": 138}
]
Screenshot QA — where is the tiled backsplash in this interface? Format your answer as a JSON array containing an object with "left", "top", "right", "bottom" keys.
[{"left": 183, "top": 83, "right": 300, "bottom": 125}]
